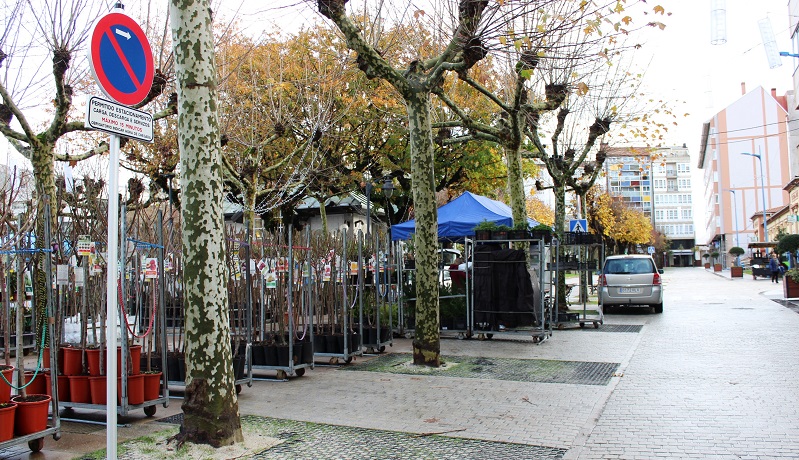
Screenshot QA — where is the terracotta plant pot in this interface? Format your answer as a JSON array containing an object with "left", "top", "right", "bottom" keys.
[
  {"left": 89, "top": 376, "right": 107, "bottom": 405},
  {"left": 43, "top": 345, "right": 67, "bottom": 373},
  {"left": 731, "top": 266, "right": 744, "bottom": 278},
  {"left": 85, "top": 348, "right": 103, "bottom": 376},
  {"left": 45, "top": 372, "right": 69, "bottom": 402},
  {"left": 117, "top": 345, "right": 142, "bottom": 376},
  {"left": 68, "top": 375, "right": 91, "bottom": 404},
  {"left": 62, "top": 347, "right": 85, "bottom": 376},
  {"left": 142, "top": 372, "right": 162, "bottom": 401},
  {"left": 24, "top": 371, "right": 46, "bottom": 395},
  {"left": 12, "top": 394, "right": 51, "bottom": 435},
  {"left": 0, "top": 402, "right": 16, "bottom": 442},
  {"left": 0, "top": 365, "right": 13, "bottom": 403},
  {"left": 713, "top": 264, "right": 722, "bottom": 272},
  {"left": 119, "top": 374, "right": 144, "bottom": 405}
]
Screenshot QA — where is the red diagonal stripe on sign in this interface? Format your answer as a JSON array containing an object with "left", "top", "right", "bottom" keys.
[{"left": 103, "top": 26, "right": 143, "bottom": 89}]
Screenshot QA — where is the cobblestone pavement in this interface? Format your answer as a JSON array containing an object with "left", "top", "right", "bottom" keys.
[
  {"left": 567, "top": 268, "right": 799, "bottom": 459},
  {"left": 2, "top": 267, "right": 799, "bottom": 459}
]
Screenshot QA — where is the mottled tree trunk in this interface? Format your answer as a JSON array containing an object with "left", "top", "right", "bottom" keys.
[
  {"left": 31, "top": 146, "right": 57, "bottom": 349},
  {"left": 407, "top": 91, "right": 440, "bottom": 367},
  {"left": 318, "top": 194, "right": 329, "bottom": 234},
  {"left": 506, "top": 146, "right": 527, "bottom": 227},
  {"left": 170, "top": 0, "right": 242, "bottom": 447}
]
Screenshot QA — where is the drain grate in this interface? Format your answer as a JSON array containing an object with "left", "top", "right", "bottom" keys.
[
  {"left": 155, "top": 413, "right": 184, "bottom": 425},
  {"left": 245, "top": 416, "right": 566, "bottom": 460},
  {"left": 343, "top": 353, "right": 619, "bottom": 386},
  {"left": 772, "top": 298, "right": 799, "bottom": 314},
  {"left": 567, "top": 324, "right": 643, "bottom": 333}
]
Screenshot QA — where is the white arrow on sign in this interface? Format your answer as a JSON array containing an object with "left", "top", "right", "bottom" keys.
[{"left": 115, "top": 28, "right": 130, "bottom": 40}]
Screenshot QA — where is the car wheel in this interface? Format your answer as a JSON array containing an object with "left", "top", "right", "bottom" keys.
[{"left": 652, "top": 303, "right": 663, "bottom": 314}]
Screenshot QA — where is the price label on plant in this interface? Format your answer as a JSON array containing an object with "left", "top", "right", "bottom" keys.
[
  {"left": 77, "top": 236, "right": 93, "bottom": 256},
  {"left": 57, "top": 264, "right": 70, "bottom": 286}
]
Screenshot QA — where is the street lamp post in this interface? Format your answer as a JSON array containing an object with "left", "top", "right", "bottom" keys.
[
  {"left": 741, "top": 152, "right": 768, "bottom": 242},
  {"left": 363, "top": 173, "right": 395, "bottom": 236},
  {"left": 725, "top": 189, "right": 740, "bottom": 266}
]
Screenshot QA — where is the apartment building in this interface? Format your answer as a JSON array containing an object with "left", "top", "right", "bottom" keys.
[{"left": 698, "top": 85, "right": 791, "bottom": 268}]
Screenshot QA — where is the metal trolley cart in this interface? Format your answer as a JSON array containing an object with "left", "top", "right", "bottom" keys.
[
  {"left": 547, "top": 232, "right": 604, "bottom": 329},
  {"left": 60, "top": 210, "right": 170, "bottom": 417},
  {"left": 0, "top": 209, "right": 61, "bottom": 453},
  {"left": 249, "top": 225, "right": 313, "bottom": 380},
  {"left": 469, "top": 235, "right": 550, "bottom": 343}
]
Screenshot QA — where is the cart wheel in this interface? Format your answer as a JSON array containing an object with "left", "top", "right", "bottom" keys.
[
  {"left": 557, "top": 323, "right": 565, "bottom": 330},
  {"left": 579, "top": 322, "right": 585, "bottom": 328},
  {"left": 594, "top": 322, "right": 600, "bottom": 329},
  {"left": 532, "top": 336, "right": 540, "bottom": 344},
  {"left": 486, "top": 334, "right": 493, "bottom": 340},
  {"left": 235, "top": 384, "right": 242, "bottom": 394},
  {"left": 144, "top": 405, "right": 157, "bottom": 417},
  {"left": 294, "top": 368, "right": 306, "bottom": 377},
  {"left": 344, "top": 356, "right": 353, "bottom": 364},
  {"left": 276, "top": 370, "right": 288, "bottom": 380},
  {"left": 457, "top": 332, "right": 465, "bottom": 340},
  {"left": 378, "top": 346, "right": 386, "bottom": 353},
  {"left": 28, "top": 438, "right": 44, "bottom": 453}
]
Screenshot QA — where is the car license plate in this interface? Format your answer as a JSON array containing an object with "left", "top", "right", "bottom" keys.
[{"left": 619, "top": 287, "right": 642, "bottom": 294}]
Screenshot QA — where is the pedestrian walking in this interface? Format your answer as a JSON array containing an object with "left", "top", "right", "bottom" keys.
[{"left": 769, "top": 253, "right": 780, "bottom": 283}]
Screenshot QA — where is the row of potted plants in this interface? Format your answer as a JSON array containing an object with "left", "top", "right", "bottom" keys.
[{"left": 473, "top": 221, "right": 554, "bottom": 242}]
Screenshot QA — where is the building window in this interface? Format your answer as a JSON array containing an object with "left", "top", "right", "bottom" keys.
[
  {"left": 682, "top": 209, "right": 692, "bottom": 219},
  {"left": 678, "top": 163, "right": 690, "bottom": 173}
]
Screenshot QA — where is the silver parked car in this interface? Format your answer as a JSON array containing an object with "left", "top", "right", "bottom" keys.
[{"left": 598, "top": 254, "right": 663, "bottom": 313}]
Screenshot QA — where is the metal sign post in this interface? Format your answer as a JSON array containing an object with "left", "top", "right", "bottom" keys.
[
  {"left": 105, "top": 134, "right": 120, "bottom": 459},
  {"left": 87, "top": 4, "right": 154, "bottom": 457}
]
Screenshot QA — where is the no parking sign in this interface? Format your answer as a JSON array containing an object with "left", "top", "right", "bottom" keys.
[{"left": 88, "top": 12, "right": 154, "bottom": 106}]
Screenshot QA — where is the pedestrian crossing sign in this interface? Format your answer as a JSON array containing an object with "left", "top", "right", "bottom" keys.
[{"left": 569, "top": 219, "right": 587, "bottom": 232}]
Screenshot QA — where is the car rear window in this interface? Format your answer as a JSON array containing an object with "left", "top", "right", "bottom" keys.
[{"left": 604, "top": 258, "right": 654, "bottom": 275}]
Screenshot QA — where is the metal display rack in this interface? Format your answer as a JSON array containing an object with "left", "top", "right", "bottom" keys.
[
  {"left": 60, "top": 210, "right": 170, "bottom": 417},
  {"left": 311, "top": 230, "right": 362, "bottom": 364},
  {"left": 469, "top": 236, "right": 550, "bottom": 343},
  {"left": 397, "top": 241, "right": 470, "bottom": 340},
  {"left": 0, "top": 203, "right": 61, "bottom": 453},
  {"left": 360, "top": 231, "right": 393, "bottom": 353},
  {"left": 249, "top": 225, "right": 313, "bottom": 380},
  {"left": 547, "top": 232, "right": 604, "bottom": 329}
]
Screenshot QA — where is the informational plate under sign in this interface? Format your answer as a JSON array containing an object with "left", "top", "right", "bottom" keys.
[{"left": 85, "top": 95, "right": 154, "bottom": 143}]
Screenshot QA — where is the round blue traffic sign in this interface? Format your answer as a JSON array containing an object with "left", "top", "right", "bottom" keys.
[{"left": 89, "top": 12, "right": 154, "bottom": 106}]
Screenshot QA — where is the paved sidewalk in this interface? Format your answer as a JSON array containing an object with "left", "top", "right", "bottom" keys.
[{"left": 1, "top": 267, "right": 798, "bottom": 459}]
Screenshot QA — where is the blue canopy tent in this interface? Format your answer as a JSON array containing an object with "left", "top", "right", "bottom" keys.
[{"left": 391, "top": 191, "right": 538, "bottom": 242}]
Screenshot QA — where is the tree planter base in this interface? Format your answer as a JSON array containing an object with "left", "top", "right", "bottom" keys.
[
  {"left": 713, "top": 264, "right": 722, "bottom": 272},
  {"left": 731, "top": 266, "right": 744, "bottom": 278},
  {"left": 784, "top": 277, "right": 799, "bottom": 298}
]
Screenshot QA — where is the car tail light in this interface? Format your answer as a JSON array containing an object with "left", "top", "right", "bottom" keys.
[
  {"left": 599, "top": 274, "right": 607, "bottom": 286},
  {"left": 653, "top": 272, "right": 661, "bottom": 285}
]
